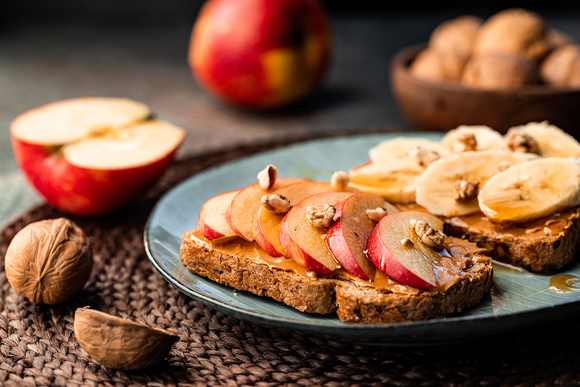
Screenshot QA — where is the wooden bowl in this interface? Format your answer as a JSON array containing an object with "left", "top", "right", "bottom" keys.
[{"left": 391, "top": 44, "right": 580, "bottom": 135}]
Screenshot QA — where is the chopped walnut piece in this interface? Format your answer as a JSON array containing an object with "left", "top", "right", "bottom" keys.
[
  {"left": 453, "top": 133, "right": 478, "bottom": 152},
  {"left": 409, "top": 218, "right": 447, "bottom": 248},
  {"left": 331, "top": 171, "right": 349, "bottom": 191},
  {"left": 257, "top": 165, "right": 278, "bottom": 190},
  {"left": 366, "top": 207, "right": 389, "bottom": 222},
  {"left": 453, "top": 179, "right": 479, "bottom": 202},
  {"left": 497, "top": 161, "right": 511, "bottom": 172},
  {"left": 306, "top": 204, "right": 336, "bottom": 228},
  {"left": 261, "top": 194, "right": 292, "bottom": 215},
  {"left": 408, "top": 146, "right": 441, "bottom": 167},
  {"left": 506, "top": 130, "right": 541, "bottom": 154},
  {"left": 400, "top": 237, "right": 414, "bottom": 248}
]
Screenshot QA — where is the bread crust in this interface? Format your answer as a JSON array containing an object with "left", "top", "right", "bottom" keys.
[
  {"left": 180, "top": 230, "right": 493, "bottom": 323},
  {"left": 444, "top": 208, "right": 580, "bottom": 273}
]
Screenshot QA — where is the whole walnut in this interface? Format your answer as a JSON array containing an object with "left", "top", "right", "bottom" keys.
[
  {"left": 410, "top": 47, "right": 467, "bottom": 82},
  {"left": 461, "top": 53, "right": 540, "bottom": 89},
  {"left": 428, "top": 15, "right": 483, "bottom": 59},
  {"left": 5, "top": 218, "right": 92, "bottom": 305},
  {"left": 472, "top": 8, "right": 550, "bottom": 62},
  {"left": 540, "top": 44, "right": 580, "bottom": 86}
]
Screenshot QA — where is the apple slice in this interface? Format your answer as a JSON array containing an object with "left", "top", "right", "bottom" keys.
[
  {"left": 253, "top": 181, "right": 334, "bottom": 256},
  {"left": 10, "top": 97, "right": 185, "bottom": 216},
  {"left": 366, "top": 211, "right": 447, "bottom": 289},
  {"left": 198, "top": 189, "right": 240, "bottom": 240},
  {"left": 226, "top": 177, "right": 301, "bottom": 241},
  {"left": 327, "top": 192, "right": 398, "bottom": 281},
  {"left": 279, "top": 191, "right": 354, "bottom": 275}
]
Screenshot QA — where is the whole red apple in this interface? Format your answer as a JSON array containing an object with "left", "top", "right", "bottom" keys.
[{"left": 189, "top": 0, "right": 332, "bottom": 109}]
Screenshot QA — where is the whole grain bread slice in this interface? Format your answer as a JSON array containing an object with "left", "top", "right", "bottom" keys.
[
  {"left": 180, "top": 230, "right": 493, "bottom": 323},
  {"left": 444, "top": 208, "right": 580, "bottom": 274}
]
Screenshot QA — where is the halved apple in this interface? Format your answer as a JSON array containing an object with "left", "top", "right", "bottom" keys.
[
  {"left": 253, "top": 180, "right": 334, "bottom": 256},
  {"left": 279, "top": 191, "right": 354, "bottom": 275},
  {"left": 366, "top": 211, "right": 446, "bottom": 289},
  {"left": 10, "top": 97, "right": 185, "bottom": 216},
  {"left": 327, "top": 192, "right": 397, "bottom": 281},
  {"left": 226, "top": 178, "right": 301, "bottom": 241},
  {"left": 198, "top": 189, "right": 240, "bottom": 240}
]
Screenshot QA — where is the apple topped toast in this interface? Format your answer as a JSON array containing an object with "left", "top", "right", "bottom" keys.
[
  {"left": 180, "top": 165, "right": 493, "bottom": 323},
  {"left": 350, "top": 121, "right": 580, "bottom": 273}
]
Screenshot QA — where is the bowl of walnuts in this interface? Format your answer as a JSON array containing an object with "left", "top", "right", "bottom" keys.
[{"left": 391, "top": 8, "right": 580, "bottom": 133}]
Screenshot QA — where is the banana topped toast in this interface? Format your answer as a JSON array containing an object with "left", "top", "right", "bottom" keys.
[
  {"left": 181, "top": 167, "right": 493, "bottom": 323},
  {"left": 351, "top": 121, "right": 580, "bottom": 273}
]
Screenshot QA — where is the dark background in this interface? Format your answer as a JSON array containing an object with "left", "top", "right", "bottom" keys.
[{"left": 5, "top": 0, "right": 580, "bottom": 26}]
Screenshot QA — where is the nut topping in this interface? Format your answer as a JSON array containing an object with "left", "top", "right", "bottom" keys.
[
  {"left": 506, "top": 130, "right": 541, "bottom": 154},
  {"left": 5, "top": 218, "right": 93, "bottom": 305},
  {"left": 331, "top": 170, "right": 349, "bottom": 191},
  {"left": 409, "top": 218, "right": 447, "bottom": 248},
  {"left": 366, "top": 207, "right": 389, "bottom": 222},
  {"left": 408, "top": 146, "right": 441, "bottom": 167},
  {"left": 257, "top": 164, "right": 278, "bottom": 190},
  {"left": 453, "top": 179, "right": 479, "bottom": 202},
  {"left": 400, "top": 237, "right": 414, "bottom": 248},
  {"left": 306, "top": 204, "right": 336, "bottom": 228},
  {"left": 261, "top": 194, "right": 292, "bottom": 215},
  {"left": 453, "top": 132, "right": 477, "bottom": 152}
]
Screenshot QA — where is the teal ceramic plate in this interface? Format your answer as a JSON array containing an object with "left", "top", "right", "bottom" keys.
[{"left": 144, "top": 133, "right": 580, "bottom": 346}]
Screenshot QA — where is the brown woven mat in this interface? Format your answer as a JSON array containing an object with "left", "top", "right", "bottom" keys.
[{"left": 1, "top": 130, "right": 580, "bottom": 387}]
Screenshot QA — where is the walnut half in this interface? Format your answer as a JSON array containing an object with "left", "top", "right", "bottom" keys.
[
  {"left": 409, "top": 218, "right": 447, "bottom": 249},
  {"left": 506, "top": 130, "right": 541, "bottom": 154},
  {"left": 453, "top": 179, "right": 479, "bottom": 202},
  {"left": 5, "top": 218, "right": 93, "bottom": 305},
  {"left": 306, "top": 204, "right": 336, "bottom": 228}
]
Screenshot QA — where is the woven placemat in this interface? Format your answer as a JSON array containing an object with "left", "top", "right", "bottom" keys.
[{"left": 1, "top": 130, "right": 580, "bottom": 387}]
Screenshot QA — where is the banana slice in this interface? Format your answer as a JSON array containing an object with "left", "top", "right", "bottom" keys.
[
  {"left": 415, "top": 150, "right": 534, "bottom": 217},
  {"left": 369, "top": 137, "right": 451, "bottom": 164},
  {"left": 349, "top": 160, "right": 422, "bottom": 203},
  {"left": 478, "top": 157, "right": 580, "bottom": 223},
  {"left": 441, "top": 125, "right": 506, "bottom": 152},
  {"left": 505, "top": 121, "right": 580, "bottom": 157}
]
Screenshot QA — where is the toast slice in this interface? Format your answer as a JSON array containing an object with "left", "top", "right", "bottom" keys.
[
  {"left": 180, "top": 229, "right": 493, "bottom": 323},
  {"left": 444, "top": 208, "right": 580, "bottom": 274}
]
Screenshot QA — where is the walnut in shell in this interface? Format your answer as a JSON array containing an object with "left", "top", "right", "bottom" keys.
[
  {"left": 472, "top": 8, "right": 550, "bottom": 62},
  {"left": 5, "top": 218, "right": 92, "bottom": 305},
  {"left": 428, "top": 15, "right": 483, "bottom": 59},
  {"left": 410, "top": 47, "right": 466, "bottom": 82},
  {"left": 540, "top": 44, "right": 580, "bottom": 86},
  {"left": 74, "top": 308, "right": 179, "bottom": 371},
  {"left": 461, "top": 52, "right": 540, "bottom": 89}
]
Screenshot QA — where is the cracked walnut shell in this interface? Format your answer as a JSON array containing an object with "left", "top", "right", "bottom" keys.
[
  {"left": 74, "top": 308, "right": 179, "bottom": 370},
  {"left": 5, "top": 218, "right": 92, "bottom": 305}
]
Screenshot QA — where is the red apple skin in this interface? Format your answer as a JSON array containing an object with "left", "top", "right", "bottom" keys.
[
  {"left": 189, "top": 0, "right": 332, "bottom": 109},
  {"left": 198, "top": 190, "right": 239, "bottom": 240},
  {"left": 252, "top": 180, "right": 335, "bottom": 257},
  {"left": 11, "top": 138, "right": 179, "bottom": 216},
  {"left": 366, "top": 212, "right": 440, "bottom": 290},
  {"left": 252, "top": 210, "right": 285, "bottom": 256},
  {"left": 278, "top": 215, "right": 333, "bottom": 276},
  {"left": 326, "top": 221, "right": 370, "bottom": 280},
  {"left": 278, "top": 191, "right": 353, "bottom": 276},
  {"left": 366, "top": 225, "right": 434, "bottom": 290}
]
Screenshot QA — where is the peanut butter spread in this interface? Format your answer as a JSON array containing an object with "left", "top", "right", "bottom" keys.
[
  {"left": 398, "top": 203, "right": 580, "bottom": 241},
  {"left": 447, "top": 209, "right": 579, "bottom": 240},
  {"left": 187, "top": 228, "right": 489, "bottom": 295}
]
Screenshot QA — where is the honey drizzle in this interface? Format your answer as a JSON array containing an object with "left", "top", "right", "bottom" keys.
[{"left": 548, "top": 275, "right": 580, "bottom": 293}]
